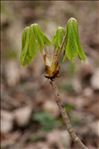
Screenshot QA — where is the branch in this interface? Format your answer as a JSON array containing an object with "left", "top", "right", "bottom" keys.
[{"left": 49, "top": 80, "right": 88, "bottom": 149}]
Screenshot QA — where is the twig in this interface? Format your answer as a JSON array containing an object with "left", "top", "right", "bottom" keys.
[{"left": 49, "top": 80, "right": 88, "bottom": 149}]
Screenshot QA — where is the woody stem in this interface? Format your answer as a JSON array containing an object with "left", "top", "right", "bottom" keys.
[{"left": 49, "top": 80, "right": 88, "bottom": 149}]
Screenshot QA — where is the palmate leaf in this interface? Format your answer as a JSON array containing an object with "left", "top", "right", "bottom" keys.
[
  {"left": 63, "top": 18, "right": 86, "bottom": 61},
  {"left": 52, "top": 27, "right": 65, "bottom": 51},
  {"left": 20, "top": 18, "right": 86, "bottom": 67},
  {"left": 20, "top": 24, "right": 51, "bottom": 66}
]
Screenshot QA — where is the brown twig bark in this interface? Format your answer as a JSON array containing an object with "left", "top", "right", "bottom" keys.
[{"left": 49, "top": 80, "right": 88, "bottom": 149}]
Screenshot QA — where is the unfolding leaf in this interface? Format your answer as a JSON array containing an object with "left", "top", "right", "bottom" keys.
[
  {"left": 20, "top": 27, "right": 31, "bottom": 65},
  {"left": 32, "top": 24, "right": 51, "bottom": 51},
  {"left": 52, "top": 26, "right": 65, "bottom": 51},
  {"left": 42, "top": 33, "right": 51, "bottom": 46},
  {"left": 71, "top": 20, "right": 86, "bottom": 60},
  {"left": 20, "top": 18, "right": 86, "bottom": 67},
  {"left": 63, "top": 18, "right": 86, "bottom": 61},
  {"left": 32, "top": 24, "right": 44, "bottom": 51},
  {"left": 20, "top": 24, "right": 51, "bottom": 66}
]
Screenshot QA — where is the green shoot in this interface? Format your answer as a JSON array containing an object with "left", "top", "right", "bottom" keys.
[
  {"left": 20, "top": 17, "right": 86, "bottom": 79},
  {"left": 20, "top": 18, "right": 88, "bottom": 149}
]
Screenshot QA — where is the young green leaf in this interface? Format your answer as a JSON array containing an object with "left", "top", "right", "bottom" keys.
[
  {"left": 42, "top": 33, "right": 51, "bottom": 46},
  {"left": 20, "top": 26, "right": 39, "bottom": 66},
  {"left": 32, "top": 24, "right": 44, "bottom": 51},
  {"left": 52, "top": 26, "right": 65, "bottom": 51},
  {"left": 20, "top": 24, "right": 51, "bottom": 66},
  {"left": 20, "top": 27, "right": 31, "bottom": 65},
  {"left": 71, "top": 19, "right": 86, "bottom": 60},
  {"left": 63, "top": 18, "right": 86, "bottom": 61},
  {"left": 32, "top": 24, "right": 51, "bottom": 51}
]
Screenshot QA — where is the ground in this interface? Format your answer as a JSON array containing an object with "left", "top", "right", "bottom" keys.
[{"left": 1, "top": 1, "right": 99, "bottom": 149}]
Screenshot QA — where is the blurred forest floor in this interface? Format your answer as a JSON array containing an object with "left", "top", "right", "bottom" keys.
[{"left": 1, "top": 1, "right": 99, "bottom": 149}]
